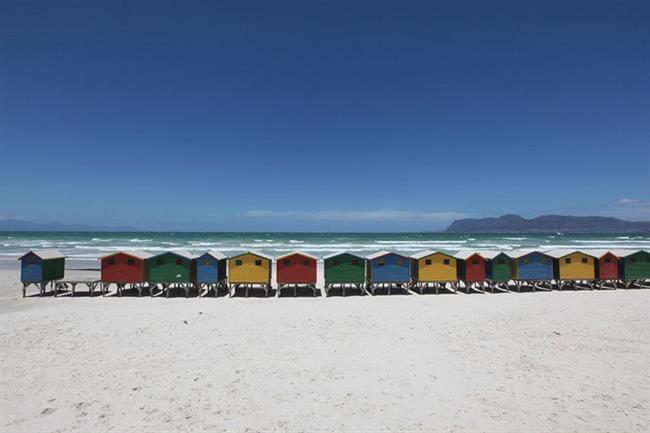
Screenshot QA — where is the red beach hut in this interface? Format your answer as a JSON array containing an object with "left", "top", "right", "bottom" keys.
[
  {"left": 455, "top": 252, "right": 487, "bottom": 282},
  {"left": 101, "top": 251, "right": 151, "bottom": 284},
  {"left": 591, "top": 250, "right": 620, "bottom": 280},
  {"left": 276, "top": 251, "right": 318, "bottom": 296}
]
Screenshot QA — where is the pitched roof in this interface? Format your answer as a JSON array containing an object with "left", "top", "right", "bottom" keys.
[
  {"left": 603, "top": 249, "right": 645, "bottom": 258},
  {"left": 410, "top": 250, "right": 454, "bottom": 260},
  {"left": 19, "top": 249, "right": 66, "bottom": 260},
  {"left": 229, "top": 250, "right": 273, "bottom": 260},
  {"left": 481, "top": 251, "right": 512, "bottom": 260},
  {"left": 323, "top": 251, "right": 364, "bottom": 260},
  {"left": 275, "top": 251, "right": 319, "bottom": 261},
  {"left": 454, "top": 251, "right": 485, "bottom": 260},
  {"left": 546, "top": 249, "right": 596, "bottom": 259},
  {"left": 366, "top": 250, "right": 408, "bottom": 260},
  {"left": 508, "top": 249, "right": 552, "bottom": 259},
  {"left": 100, "top": 250, "right": 152, "bottom": 260},
  {"left": 199, "top": 250, "right": 227, "bottom": 260},
  {"left": 148, "top": 250, "right": 194, "bottom": 259}
]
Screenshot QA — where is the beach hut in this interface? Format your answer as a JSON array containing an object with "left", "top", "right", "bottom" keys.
[
  {"left": 323, "top": 252, "right": 365, "bottom": 296},
  {"left": 228, "top": 251, "right": 273, "bottom": 297},
  {"left": 512, "top": 250, "right": 554, "bottom": 281},
  {"left": 18, "top": 249, "right": 65, "bottom": 297},
  {"left": 146, "top": 251, "right": 193, "bottom": 297},
  {"left": 483, "top": 251, "right": 514, "bottom": 292},
  {"left": 276, "top": 251, "right": 318, "bottom": 296},
  {"left": 365, "top": 251, "right": 411, "bottom": 295},
  {"left": 548, "top": 249, "right": 597, "bottom": 288},
  {"left": 100, "top": 250, "right": 151, "bottom": 296},
  {"left": 455, "top": 252, "right": 487, "bottom": 291},
  {"left": 587, "top": 250, "right": 621, "bottom": 281},
  {"left": 409, "top": 250, "right": 458, "bottom": 294},
  {"left": 484, "top": 251, "right": 514, "bottom": 281},
  {"left": 193, "top": 251, "right": 228, "bottom": 295},
  {"left": 509, "top": 250, "right": 554, "bottom": 291},
  {"left": 614, "top": 249, "right": 650, "bottom": 286}
]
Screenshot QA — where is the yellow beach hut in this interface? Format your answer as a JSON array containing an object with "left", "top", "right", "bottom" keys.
[
  {"left": 227, "top": 251, "right": 273, "bottom": 297},
  {"left": 410, "top": 250, "right": 458, "bottom": 294},
  {"left": 548, "top": 249, "right": 597, "bottom": 289}
]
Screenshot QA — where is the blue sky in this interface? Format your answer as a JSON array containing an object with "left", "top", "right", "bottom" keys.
[{"left": 1, "top": 0, "right": 649, "bottom": 231}]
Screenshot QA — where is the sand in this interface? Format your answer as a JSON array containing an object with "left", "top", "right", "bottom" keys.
[{"left": 1, "top": 268, "right": 649, "bottom": 433}]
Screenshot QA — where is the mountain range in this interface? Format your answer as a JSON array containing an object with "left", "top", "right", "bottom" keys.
[{"left": 444, "top": 214, "right": 650, "bottom": 234}]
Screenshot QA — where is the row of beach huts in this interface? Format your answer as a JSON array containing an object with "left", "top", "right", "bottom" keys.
[{"left": 19, "top": 248, "right": 650, "bottom": 297}]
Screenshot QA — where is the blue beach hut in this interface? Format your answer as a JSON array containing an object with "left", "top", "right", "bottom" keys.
[
  {"left": 365, "top": 251, "right": 411, "bottom": 294},
  {"left": 19, "top": 249, "right": 66, "bottom": 283},
  {"left": 513, "top": 250, "right": 554, "bottom": 280},
  {"left": 18, "top": 249, "right": 66, "bottom": 297},
  {"left": 193, "top": 251, "right": 227, "bottom": 284}
]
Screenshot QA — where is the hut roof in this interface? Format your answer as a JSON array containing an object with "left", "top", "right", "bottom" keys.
[
  {"left": 199, "top": 250, "right": 227, "bottom": 260},
  {"left": 18, "top": 249, "right": 65, "bottom": 260},
  {"left": 323, "top": 251, "right": 364, "bottom": 260},
  {"left": 148, "top": 250, "right": 194, "bottom": 260},
  {"left": 275, "top": 251, "right": 319, "bottom": 261},
  {"left": 230, "top": 250, "right": 273, "bottom": 261},
  {"left": 454, "top": 251, "right": 485, "bottom": 260},
  {"left": 366, "top": 250, "right": 408, "bottom": 260},
  {"left": 604, "top": 249, "right": 644, "bottom": 258},
  {"left": 508, "top": 249, "right": 552, "bottom": 259},
  {"left": 481, "top": 251, "right": 513, "bottom": 260},
  {"left": 100, "top": 250, "right": 152, "bottom": 260},
  {"left": 546, "top": 249, "right": 596, "bottom": 259},
  {"left": 410, "top": 250, "right": 454, "bottom": 260}
]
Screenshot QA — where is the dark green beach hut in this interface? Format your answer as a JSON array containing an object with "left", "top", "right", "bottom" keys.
[
  {"left": 616, "top": 249, "right": 650, "bottom": 280},
  {"left": 146, "top": 250, "right": 193, "bottom": 283},
  {"left": 484, "top": 251, "right": 514, "bottom": 282},
  {"left": 324, "top": 252, "right": 365, "bottom": 284}
]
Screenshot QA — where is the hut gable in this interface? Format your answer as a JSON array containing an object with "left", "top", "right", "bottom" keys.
[
  {"left": 365, "top": 251, "right": 411, "bottom": 283},
  {"left": 548, "top": 249, "right": 596, "bottom": 280},
  {"left": 228, "top": 251, "right": 272, "bottom": 285},
  {"left": 100, "top": 251, "right": 151, "bottom": 283},
  {"left": 410, "top": 250, "right": 457, "bottom": 282},
  {"left": 146, "top": 251, "right": 193, "bottom": 283},
  {"left": 512, "top": 250, "right": 554, "bottom": 281},
  {"left": 323, "top": 252, "right": 365, "bottom": 284},
  {"left": 276, "top": 252, "right": 318, "bottom": 285},
  {"left": 19, "top": 249, "right": 65, "bottom": 283}
]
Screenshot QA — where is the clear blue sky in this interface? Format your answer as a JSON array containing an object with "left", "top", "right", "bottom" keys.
[{"left": 1, "top": 0, "right": 649, "bottom": 231}]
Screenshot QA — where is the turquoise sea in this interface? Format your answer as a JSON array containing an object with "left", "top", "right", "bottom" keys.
[{"left": 2, "top": 231, "right": 650, "bottom": 268}]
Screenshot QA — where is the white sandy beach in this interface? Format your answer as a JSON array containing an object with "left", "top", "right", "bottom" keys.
[{"left": 1, "top": 268, "right": 649, "bottom": 433}]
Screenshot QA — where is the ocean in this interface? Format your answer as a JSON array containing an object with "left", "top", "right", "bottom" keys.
[{"left": 2, "top": 231, "right": 650, "bottom": 269}]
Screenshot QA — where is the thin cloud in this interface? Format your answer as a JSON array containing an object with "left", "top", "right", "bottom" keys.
[
  {"left": 616, "top": 198, "right": 650, "bottom": 207},
  {"left": 244, "top": 209, "right": 467, "bottom": 221}
]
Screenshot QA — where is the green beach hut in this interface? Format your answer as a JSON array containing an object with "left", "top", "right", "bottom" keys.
[
  {"left": 484, "top": 251, "right": 514, "bottom": 281},
  {"left": 323, "top": 252, "right": 365, "bottom": 296},
  {"left": 615, "top": 249, "right": 650, "bottom": 284},
  {"left": 146, "top": 250, "right": 193, "bottom": 296},
  {"left": 483, "top": 251, "right": 514, "bottom": 291}
]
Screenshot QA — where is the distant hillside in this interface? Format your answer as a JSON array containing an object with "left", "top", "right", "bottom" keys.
[{"left": 445, "top": 214, "right": 650, "bottom": 234}]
